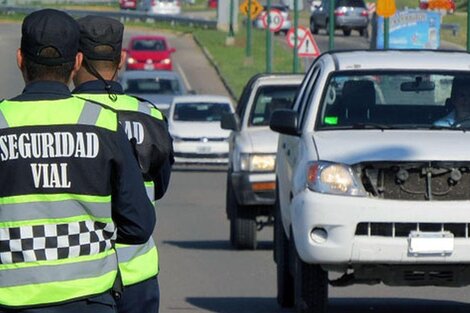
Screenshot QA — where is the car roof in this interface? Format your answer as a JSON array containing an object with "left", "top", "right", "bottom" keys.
[
  {"left": 252, "top": 73, "right": 304, "bottom": 85},
  {"left": 119, "top": 70, "right": 181, "bottom": 79},
  {"left": 172, "top": 94, "right": 233, "bottom": 104},
  {"left": 129, "top": 35, "right": 168, "bottom": 41},
  {"left": 321, "top": 50, "right": 470, "bottom": 72}
]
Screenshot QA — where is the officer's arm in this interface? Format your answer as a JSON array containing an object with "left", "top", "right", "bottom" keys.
[
  {"left": 137, "top": 112, "right": 174, "bottom": 199},
  {"left": 112, "top": 126, "right": 156, "bottom": 244}
]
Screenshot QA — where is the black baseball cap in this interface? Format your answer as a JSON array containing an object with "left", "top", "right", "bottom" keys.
[
  {"left": 77, "top": 15, "right": 124, "bottom": 61},
  {"left": 21, "top": 9, "right": 80, "bottom": 66}
]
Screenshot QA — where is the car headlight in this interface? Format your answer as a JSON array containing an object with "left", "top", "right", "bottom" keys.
[
  {"left": 240, "top": 154, "right": 276, "bottom": 172},
  {"left": 127, "top": 57, "right": 137, "bottom": 64},
  {"left": 307, "top": 161, "right": 366, "bottom": 196},
  {"left": 161, "top": 58, "right": 171, "bottom": 65}
]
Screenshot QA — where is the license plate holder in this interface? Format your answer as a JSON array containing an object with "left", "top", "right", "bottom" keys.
[
  {"left": 408, "top": 231, "right": 454, "bottom": 255},
  {"left": 196, "top": 146, "right": 211, "bottom": 153}
]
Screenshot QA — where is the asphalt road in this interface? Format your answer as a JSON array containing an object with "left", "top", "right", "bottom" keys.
[{"left": 0, "top": 21, "right": 470, "bottom": 313}]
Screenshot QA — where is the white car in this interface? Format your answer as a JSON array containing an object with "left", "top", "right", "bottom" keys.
[
  {"left": 221, "top": 73, "right": 303, "bottom": 250},
  {"left": 138, "top": 0, "right": 182, "bottom": 15},
  {"left": 270, "top": 50, "right": 470, "bottom": 312},
  {"left": 169, "top": 95, "right": 234, "bottom": 164}
]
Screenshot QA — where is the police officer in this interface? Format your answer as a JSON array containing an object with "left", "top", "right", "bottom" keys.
[
  {"left": 0, "top": 9, "right": 156, "bottom": 313},
  {"left": 72, "top": 16, "right": 174, "bottom": 313}
]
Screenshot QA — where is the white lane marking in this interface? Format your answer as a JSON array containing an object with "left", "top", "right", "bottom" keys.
[{"left": 175, "top": 62, "right": 192, "bottom": 93}]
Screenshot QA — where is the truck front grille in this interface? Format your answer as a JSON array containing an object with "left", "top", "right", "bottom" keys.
[{"left": 355, "top": 222, "right": 469, "bottom": 238}]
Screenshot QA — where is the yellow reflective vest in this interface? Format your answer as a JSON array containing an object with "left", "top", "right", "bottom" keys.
[
  {"left": 0, "top": 97, "right": 119, "bottom": 306},
  {"left": 74, "top": 93, "right": 163, "bottom": 286}
]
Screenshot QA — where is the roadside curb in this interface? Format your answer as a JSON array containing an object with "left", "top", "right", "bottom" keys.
[{"left": 192, "top": 34, "right": 239, "bottom": 103}]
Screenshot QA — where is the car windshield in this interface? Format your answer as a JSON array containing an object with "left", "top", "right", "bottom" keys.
[
  {"left": 316, "top": 71, "right": 470, "bottom": 130},
  {"left": 131, "top": 39, "right": 167, "bottom": 51},
  {"left": 173, "top": 102, "right": 232, "bottom": 122},
  {"left": 336, "top": 0, "right": 365, "bottom": 7},
  {"left": 249, "top": 85, "right": 299, "bottom": 126},
  {"left": 124, "top": 77, "right": 182, "bottom": 95}
]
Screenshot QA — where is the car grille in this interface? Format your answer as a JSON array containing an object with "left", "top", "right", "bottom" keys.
[
  {"left": 174, "top": 152, "right": 228, "bottom": 158},
  {"left": 180, "top": 137, "right": 227, "bottom": 142},
  {"left": 355, "top": 222, "right": 469, "bottom": 238},
  {"left": 357, "top": 161, "right": 470, "bottom": 200}
]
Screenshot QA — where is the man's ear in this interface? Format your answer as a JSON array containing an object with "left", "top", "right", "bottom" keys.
[
  {"left": 16, "top": 49, "right": 24, "bottom": 71},
  {"left": 69, "top": 52, "right": 84, "bottom": 84},
  {"left": 118, "top": 50, "right": 127, "bottom": 70}
]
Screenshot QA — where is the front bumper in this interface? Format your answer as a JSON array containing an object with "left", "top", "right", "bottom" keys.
[
  {"left": 231, "top": 172, "right": 276, "bottom": 206},
  {"left": 291, "top": 189, "right": 470, "bottom": 264},
  {"left": 174, "top": 140, "right": 228, "bottom": 164}
]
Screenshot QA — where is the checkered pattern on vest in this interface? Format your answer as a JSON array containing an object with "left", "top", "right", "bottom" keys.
[{"left": 0, "top": 221, "right": 116, "bottom": 264}]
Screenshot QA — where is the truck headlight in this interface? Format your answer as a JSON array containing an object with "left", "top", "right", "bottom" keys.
[
  {"left": 307, "top": 161, "right": 366, "bottom": 196},
  {"left": 240, "top": 154, "right": 276, "bottom": 172}
]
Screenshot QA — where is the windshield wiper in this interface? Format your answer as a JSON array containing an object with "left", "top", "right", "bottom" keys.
[
  {"left": 429, "top": 125, "right": 467, "bottom": 132},
  {"left": 351, "top": 123, "right": 394, "bottom": 130}
]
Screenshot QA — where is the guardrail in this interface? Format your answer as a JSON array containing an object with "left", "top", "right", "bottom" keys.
[
  {"left": 0, "top": 6, "right": 218, "bottom": 29},
  {"left": 441, "top": 23, "right": 460, "bottom": 36}
]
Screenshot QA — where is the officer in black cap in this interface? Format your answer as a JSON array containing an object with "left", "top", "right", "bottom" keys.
[
  {"left": 0, "top": 9, "right": 156, "bottom": 313},
  {"left": 73, "top": 15, "right": 174, "bottom": 313}
]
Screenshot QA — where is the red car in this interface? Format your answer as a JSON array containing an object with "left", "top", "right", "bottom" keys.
[
  {"left": 119, "top": 0, "right": 137, "bottom": 10},
  {"left": 125, "top": 35, "right": 176, "bottom": 71},
  {"left": 208, "top": 0, "right": 217, "bottom": 9}
]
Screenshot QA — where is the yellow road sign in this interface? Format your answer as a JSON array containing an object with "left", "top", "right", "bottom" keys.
[
  {"left": 376, "top": 0, "right": 396, "bottom": 17},
  {"left": 239, "top": 0, "right": 264, "bottom": 19}
]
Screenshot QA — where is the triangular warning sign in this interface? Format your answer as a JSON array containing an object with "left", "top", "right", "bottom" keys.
[{"left": 297, "top": 31, "right": 320, "bottom": 58}]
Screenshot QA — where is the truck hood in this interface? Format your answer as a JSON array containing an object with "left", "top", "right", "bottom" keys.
[
  {"left": 170, "top": 121, "right": 231, "bottom": 138},
  {"left": 241, "top": 127, "right": 279, "bottom": 153},
  {"left": 313, "top": 130, "right": 470, "bottom": 164}
]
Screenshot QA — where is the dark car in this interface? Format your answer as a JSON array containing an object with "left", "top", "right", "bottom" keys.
[{"left": 310, "top": 0, "right": 369, "bottom": 36}]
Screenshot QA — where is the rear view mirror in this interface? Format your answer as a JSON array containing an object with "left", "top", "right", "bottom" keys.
[
  {"left": 170, "top": 47, "right": 176, "bottom": 53},
  {"left": 221, "top": 113, "right": 240, "bottom": 131},
  {"left": 400, "top": 78, "right": 435, "bottom": 92},
  {"left": 269, "top": 109, "right": 299, "bottom": 136}
]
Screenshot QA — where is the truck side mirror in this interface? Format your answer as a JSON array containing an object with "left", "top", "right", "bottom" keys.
[
  {"left": 269, "top": 109, "right": 299, "bottom": 136},
  {"left": 221, "top": 112, "right": 240, "bottom": 131}
]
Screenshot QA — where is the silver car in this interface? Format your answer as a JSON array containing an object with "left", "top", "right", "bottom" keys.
[
  {"left": 271, "top": 50, "right": 470, "bottom": 312},
  {"left": 221, "top": 73, "right": 303, "bottom": 250},
  {"left": 118, "top": 70, "right": 188, "bottom": 115},
  {"left": 310, "top": 0, "right": 369, "bottom": 36}
]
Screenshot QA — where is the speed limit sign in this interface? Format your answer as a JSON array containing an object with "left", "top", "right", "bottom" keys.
[{"left": 261, "top": 9, "right": 284, "bottom": 33}]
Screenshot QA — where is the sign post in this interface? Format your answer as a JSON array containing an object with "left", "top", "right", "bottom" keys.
[{"left": 376, "top": 0, "right": 397, "bottom": 49}]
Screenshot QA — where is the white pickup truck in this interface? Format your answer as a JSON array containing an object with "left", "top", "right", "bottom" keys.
[
  {"left": 221, "top": 73, "right": 303, "bottom": 250},
  {"left": 270, "top": 50, "right": 470, "bottom": 313}
]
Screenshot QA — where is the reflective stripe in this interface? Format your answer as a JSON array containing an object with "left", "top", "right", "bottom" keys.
[
  {"left": 0, "top": 270, "right": 117, "bottom": 307},
  {"left": 0, "top": 110, "right": 9, "bottom": 129},
  {"left": 0, "top": 250, "right": 117, "bottom": 287},
  {"left": 78, "top": 101, "right": 102, "bottom": 125},
  {"left": 137, "top": 101, "right": 152, "bottom": 116},
  {"left": 145, "top": 181, "right": 155, "bottom": 202},
  {"left": 116, "top": 238, "right": 158, "bottom": 286},
  {"left": 116, "top": 237, "right": 155, "bottom": 263},
  {"left": 0, "top": 200, "right": 111, "bottom": 222}
]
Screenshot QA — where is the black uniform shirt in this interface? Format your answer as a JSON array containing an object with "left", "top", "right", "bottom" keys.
[{"left": 7, "top": 81, "right": 155, "bottom": 244}]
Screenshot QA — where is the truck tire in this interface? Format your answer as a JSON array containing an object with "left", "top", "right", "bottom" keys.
[
  {"left": 227, "top": 175, "right": 257, "bottom": 249},
  {"left": 274, "top": 191, "right": 294, "bottom": 307},
  {"left": 294, "top": 250, "right": 328, "bottom": 313},
  {"left": 226, "top": 176, "right": 236, "bottom": 245},
  {"left": 232, "top": 208, "right": 257, "bottom": 250}
]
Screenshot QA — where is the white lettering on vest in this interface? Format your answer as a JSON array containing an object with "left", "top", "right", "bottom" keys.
[
  {"left": 31, "top": 163, "right": 71, "bottom": 188},
  {"left": 122, "top": 121, "right": 145, "bottom": 144}
]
